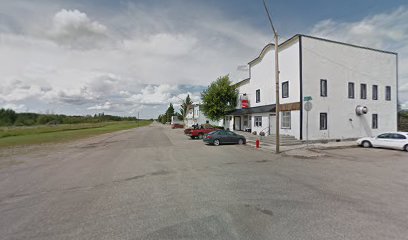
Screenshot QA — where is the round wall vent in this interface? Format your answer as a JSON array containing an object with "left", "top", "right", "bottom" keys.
[{"left": 356, "top": 105, "right": 368, "bottom": 115}]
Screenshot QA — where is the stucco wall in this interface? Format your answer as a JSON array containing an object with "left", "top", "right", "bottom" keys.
[
  {"left": 301, "top": 36, "right": 398, "bottom": 140},
  {"left": 246, "top": 37, "right": 301, "bottom": 138}
]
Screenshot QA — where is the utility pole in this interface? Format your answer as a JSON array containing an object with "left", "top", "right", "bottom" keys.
[
  {"left": 137, "top": 111, "right": 140, "bottom": 127},
  {"left": 262, "top": 0, "right": 280, "bottom": 153}
]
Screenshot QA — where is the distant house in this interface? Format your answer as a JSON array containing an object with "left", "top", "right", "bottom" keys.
[
  {"left": 185, "top": 104, "right": 223, "bottom": 127},
  {"left": 225, "top": 34, "right": 398, "bottom": 141}
]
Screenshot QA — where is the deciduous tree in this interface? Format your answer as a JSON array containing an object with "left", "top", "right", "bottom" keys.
[{"left": 201, "top": 75, "right": 238, "bottom": 121}]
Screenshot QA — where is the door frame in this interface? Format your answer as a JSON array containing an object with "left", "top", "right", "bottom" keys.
[
  {"left": 269, "top": 114, "right": 276, "bottom": 135},
  {"left": 234, "top": 116, "right": 241, "bottom": 131}
]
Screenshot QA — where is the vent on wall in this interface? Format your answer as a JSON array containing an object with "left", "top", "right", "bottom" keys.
[{"left": 356, "top": 105, "right": 368, "bottom": 116}]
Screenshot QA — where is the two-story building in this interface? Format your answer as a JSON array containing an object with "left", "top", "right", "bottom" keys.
[
  {"left": 225, "top": 34, "right": 398, "bottom": 141},
  {"left": 185, "top": 104, "right": 223, "bottom": 127}
]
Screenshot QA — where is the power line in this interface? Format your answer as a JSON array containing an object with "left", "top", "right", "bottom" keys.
[{"left": 262, "top": 0, "right": 276, "bottom": 35}]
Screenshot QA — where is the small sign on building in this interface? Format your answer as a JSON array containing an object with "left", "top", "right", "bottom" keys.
[{"left": 241, "top": 94, "right": 249, "bottom": 109}]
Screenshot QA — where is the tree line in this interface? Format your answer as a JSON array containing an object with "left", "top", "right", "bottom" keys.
[
  {"left": 157, "top": 94, "right": 194, "bottom": 124},
  {"left": 157, "top": 103, "right": 181, "bottom": 124},
  {"left": 0, "top": 108, "right": 139, "bottom": 127}
]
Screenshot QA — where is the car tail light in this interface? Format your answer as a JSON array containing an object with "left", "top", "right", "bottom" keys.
[{"left": 206, "top": 135, "right": 212, "bottom": 139}]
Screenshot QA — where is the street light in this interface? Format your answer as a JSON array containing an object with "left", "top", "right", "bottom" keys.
[{"left": 262, "top": 0, "right": 280, "bottom": 154}]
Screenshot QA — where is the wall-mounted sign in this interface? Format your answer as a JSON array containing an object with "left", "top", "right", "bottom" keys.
[
  {"left": 241, "top": 94, "right": 249, "bottom": 109},
  {"left": 242, "top": 99, "right": 249, "bottom": 109}
]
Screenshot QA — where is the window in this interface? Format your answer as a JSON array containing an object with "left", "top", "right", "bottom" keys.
[
  {"left": 218, "top": 131, "right": 226, "bottom": 135},
  {"left": 226, "top": 131, "right": 237, "bottom": 136},
  {"left": 320, "top": 113, "right": 327, "bottom": 130},
  {"left": 320, "top": 79, "right": 327, "bottom": 97},
  {"left": 392, "top": 133, "right": 406, "bottom": 140},
  {"left": 348, "top": 82, "right": 355, "bottom": 99},
  {"left": 256, "top": 89, "right": 260, "bottom": 103},
  {"left": 281, "top": 111, "right": 291, "bottom": 129},
  {"left": 372, "top": 85, "right": 378, "bottom": 100},
  {"left": 360, "top": 84, "right": 367, "bottom": 99},
  {"left": 282, "top": 81, "right": 289, "bottom": 98},
  {"left": 372, "top": 114, "right": 378, "bottom": 129},
  {"left": 377, "top": 133, "right": 392, "bottom": 139},
  {"left": 254, "top": 116, "right": 262, "bottom": 127},
  {"left": 386, "top": 86, "right": 391, "bottom": 101}
]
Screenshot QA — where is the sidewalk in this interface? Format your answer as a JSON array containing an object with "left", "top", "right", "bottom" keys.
[{"left": 246, "top": 139, "right": 358, "bottom": 158}]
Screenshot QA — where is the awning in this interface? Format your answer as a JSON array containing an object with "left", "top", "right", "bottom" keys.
[{"left": 228, "top": 104, "right": 276, "bottom": 115}]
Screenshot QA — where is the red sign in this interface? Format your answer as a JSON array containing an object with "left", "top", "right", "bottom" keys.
[{"left": 242, "top": 99, "right": 249, "bottom": 109}]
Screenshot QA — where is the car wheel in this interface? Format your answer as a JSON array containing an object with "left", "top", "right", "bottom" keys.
[
  {"left": 213, "top": 139, "right": 220, "bottom": 146},
  {"left": 362, "top": 141, "right": 372, "bottom": 148},
  {"left": 238, "top": 139, "right": 244, "bottom": 145},
  {"left": 404, "top": 144, "right": 408, "bottom": 152},
  {"left": 198, "top": 134, "right": 204, "bottom": 139},
  {"left": 190, "top": 136, "right": 195, "bottom": 139}
]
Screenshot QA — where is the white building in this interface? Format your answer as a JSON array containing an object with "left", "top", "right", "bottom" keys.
[
  {"left": 185, "top": 104, "right": 223, "bottom": 127},
  {"left": 225, "top": 34, "right": 398, "bottom": 141}
]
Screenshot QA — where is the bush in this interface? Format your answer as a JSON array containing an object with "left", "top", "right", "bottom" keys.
[
  {"left": 259, "top": 131, "right": 265, "bottom": 136},
  {"left": 252, "top": 131, "right": 257, "bottom": 135}
]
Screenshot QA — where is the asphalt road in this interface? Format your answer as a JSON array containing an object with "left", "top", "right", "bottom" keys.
[{"left": 0, "top": 123, "right": 408, "bottom": 240}]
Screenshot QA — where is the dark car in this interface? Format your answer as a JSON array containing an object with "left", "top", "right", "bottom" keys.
[{"left": 203, "top": 130, "right": 246, "bottom": 146}]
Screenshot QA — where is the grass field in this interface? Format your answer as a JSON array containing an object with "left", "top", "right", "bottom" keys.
[{"left": 0, "top": 121, "right": 152, "bottom": 148}]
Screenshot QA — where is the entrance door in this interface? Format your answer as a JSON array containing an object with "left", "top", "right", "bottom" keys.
[
  {"left": 234, "top": 116, "right": 241, "bottom": 131},
  {"left": 269, "top": 114, "right": 276, "bottom": 135}
]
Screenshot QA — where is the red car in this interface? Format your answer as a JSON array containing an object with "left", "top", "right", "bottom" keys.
[
  {"left": 171, "top": 123, "right": 184, "bottom": 129},
  {"left": 187, "top": 128, "right": 217, "bottom": 139}
]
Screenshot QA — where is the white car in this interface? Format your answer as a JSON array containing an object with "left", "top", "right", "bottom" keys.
[{"left": 357, "top": 132, "right": 408, "bottom": 151}]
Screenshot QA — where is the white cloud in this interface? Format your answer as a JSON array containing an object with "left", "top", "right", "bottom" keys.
[
  {"left": 2, "top": 103, "right": 27, "bottom": 112},
  {"left": 123, "top": 33, "right": 198, "bottom": 57},
  {"left": 310, "top": 6, "right": 408, "bottom": 108},
  {"left": 0, "top": 2, "right": 269, "bottom": 117},
  {"left": 88, "top": 101, "right": 112, "bottom": 110},
  {"left": 48, "top": 9, "right": 109, "bottom": 48}
]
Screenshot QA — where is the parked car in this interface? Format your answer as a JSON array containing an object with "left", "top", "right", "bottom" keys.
[
  {"left": 357, "top": 132, "right": 408, "bottom": 151},
  {"left": 171, "top": 123, "right": 184, "bottom": 129},
  {"left": 203, "top": 130, "right": 246, "bottom": 146},
  {"left": 184, "top": 128, "right": 192, "bottom": 135},
  {"left": 187, "top": 127, "right": 217, "bottom": 139}
]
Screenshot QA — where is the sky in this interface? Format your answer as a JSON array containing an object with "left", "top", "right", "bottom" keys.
[{"left": 0, "top": 0, "right": 407, "bottom": 118}]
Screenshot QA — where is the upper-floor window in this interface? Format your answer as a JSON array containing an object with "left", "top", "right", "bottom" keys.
[
  {"left": 320, "top": 79, "right": 327, "bottom": 97},
  {"left": 320, "top": 113, "right": 327, "bottom": 130},
  {"left": 256, "top": 89, "right": 260, "bottom": 103},
  {"left": 348, "top": 82, "right": 355, "bottom": 99},
  {"left": 282, "top": 81, "right": 289, "bottom": 98},
  {"left": 281, "top": 111, "right": 291, "bottom": 129},
  {"left": 372, "top": 85, "right": 378, "bottom": 100},
  {"left": 360, "top": 84, "right": 367, "bottom": 99},
  {"left": 385, "top": 86, "right": 391, "bottom": 101},
  {"left": 372, "top": 114, "right": 378, "bottom": 129}
]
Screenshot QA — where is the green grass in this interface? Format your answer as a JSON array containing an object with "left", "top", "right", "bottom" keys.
[{"left": 0, "top": 121, "right": 152, "bottom": 148}]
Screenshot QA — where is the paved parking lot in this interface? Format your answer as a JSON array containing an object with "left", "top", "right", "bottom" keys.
[{"left": 0, "top": 123, "right": 407, "bottom": 239}]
